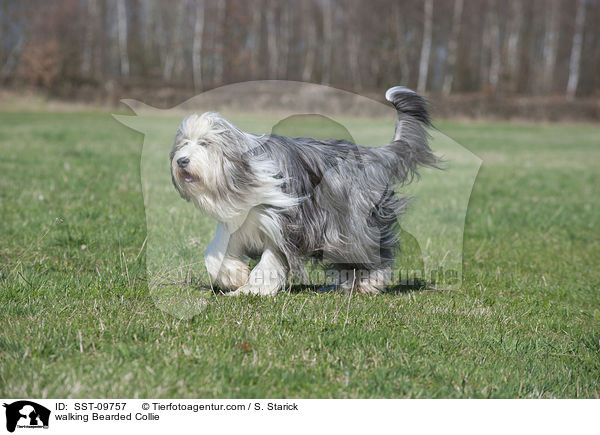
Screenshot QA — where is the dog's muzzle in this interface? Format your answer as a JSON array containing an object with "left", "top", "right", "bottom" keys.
[
  {"left": 177, "top": 156, "right": 190, "bottom": 168},
  {"left": 176, "top": 157, "right": 196, "bottom": 182}
]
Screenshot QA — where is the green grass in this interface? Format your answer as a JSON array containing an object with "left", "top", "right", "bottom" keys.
[{"left": 0, "top": 109, "right": 599, "bottom": 398}]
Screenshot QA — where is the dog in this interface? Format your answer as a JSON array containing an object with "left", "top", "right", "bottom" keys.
[{"left": 170, "top": 86, "right": 438, "bottom": 295}]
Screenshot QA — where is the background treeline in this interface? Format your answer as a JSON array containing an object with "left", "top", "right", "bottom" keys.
[{"left": 1, "top": 0, "right": 599, "bottom": 105}]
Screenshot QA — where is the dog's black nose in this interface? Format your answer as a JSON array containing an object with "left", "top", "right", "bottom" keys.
[{"left": 177, "top": 157, "right": 190, "bottom": 168}]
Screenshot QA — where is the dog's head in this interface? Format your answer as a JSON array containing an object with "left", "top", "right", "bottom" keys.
[
  {"left": 171, "top": 113, "right": 239, "bottom": 196},
  {"left": 170, "top": 112, "right": 259, "bottom": 217}
]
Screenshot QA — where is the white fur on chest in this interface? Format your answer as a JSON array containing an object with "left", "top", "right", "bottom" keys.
[
  {"left": 204, "top": 206, "right": 285, "bottom": 278},
  {"left": 226, "top": 206, "right": 285, "bottom": 256}
]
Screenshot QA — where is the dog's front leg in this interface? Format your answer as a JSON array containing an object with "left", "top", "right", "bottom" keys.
[
  {"left": 205, "top": 223, "right": 250, "bottom": 290},
  {"left": 230, "top": 246, "right": 288, "bottom": 296}
]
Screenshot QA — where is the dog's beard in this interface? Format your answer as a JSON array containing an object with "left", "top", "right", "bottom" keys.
[
  {"left": 171, "top": 160, "right": 202, "bottom": 189},
  {"left": 170, "top": 124, "right": 294, "bottom": 224},
  {"left": 178, "top": 167, "right": 198, "bottom": 183},
  {"left": 170, "top": 135, "right": 222, "bottom": 211}
]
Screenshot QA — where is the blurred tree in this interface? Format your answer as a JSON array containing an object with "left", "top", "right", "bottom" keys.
[
  {"left": 192, "top": 0, "right": 205, "bottom": 91},
  {"left": 417, "top": 0, "right": 433, "bottom": 93},
  {"left": 266, "top": 3, "right": 278, "bottom": 79},
  {"left": 321, "top": 0, "right": 333, "bottom": 85},
  {"left": 116, "top": 0, "right": 129, "bottom": 77},
  {"left": 542, "top": 0, "right": 560, "bottom": 93},
  {"left": 442, "top": 0, "right": 463, "bottom": 96},
  {"left": 213, "top": 0, "right": 225, "bottom": 84},
  {"left": 567, "top": 0, "right": 586, "bottom": 100},
  {"left": 301, "top": 0, "right": 317, "bottom": 82},
  {"left": 487, "top": 0, "right": 502, "bottom": 93},
  {"left": 0, "top": 0, "right": 598, "bottom": 100}
]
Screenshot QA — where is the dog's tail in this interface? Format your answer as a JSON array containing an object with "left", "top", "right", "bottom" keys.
[{"left": 384, "top": 86, "right": 439, "bottom": 182}]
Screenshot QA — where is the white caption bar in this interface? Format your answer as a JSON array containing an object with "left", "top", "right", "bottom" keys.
[{"left": 0, "top": 399, "right": 596, "bottom": 434}]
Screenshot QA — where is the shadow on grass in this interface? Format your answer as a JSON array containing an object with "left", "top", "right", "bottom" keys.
[{"left": 188, "top": 278, "right": 432, "bottom": 296}]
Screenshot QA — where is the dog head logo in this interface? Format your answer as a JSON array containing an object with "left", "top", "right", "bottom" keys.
[
  {"left": 115, "top": 81, "right": 481, "bottom": 316},
  {"left": 3, "top": 401, "right": 50, "bottom": 432}
]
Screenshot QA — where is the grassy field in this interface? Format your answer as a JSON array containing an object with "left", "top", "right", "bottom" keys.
[{"left": 0, "top": 109, "right": 599, "bottom": 398}]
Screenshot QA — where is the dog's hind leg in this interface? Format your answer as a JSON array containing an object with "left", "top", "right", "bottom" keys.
[
  {"left": 337, "top": 267, "right": 391, "bottom": 294},
  {"left": 230, "top": 245, "right": 288, "bottom": 296}
]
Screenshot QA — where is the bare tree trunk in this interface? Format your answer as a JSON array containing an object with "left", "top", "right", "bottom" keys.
[
  {"left": 505, "top": 0, "right": 522, "bottom": 93},
  {"left": 442, "top": 0, "right": 463, "bottom": 95},
  {"left": 266, "top": 7, "right": 278, "bottom": 78},
  {"left": 249, "top": 0, "right": 262, "bottom": 80},
  {"left": 163, "top": 2, "right": 185, "bottom": 83},
  {"left": 542, "top": 0, "right": 560, "bottom": 93},
  {"left": 417, "top": 0, "right": 433, "bottom": 93},
  {"left": 488, "top": 0, "right": 502, "bottom": 92},
  {"left": 279, "top": 1, "right": 291, "bottom": 78},
  {"left": 321, "top": 0, "right": 333, "bottom": 85},
  {"left": 146, "top": 1, "right": 165, "bottom": 67},
  {"left": 172, "top": 2, "right": 188, "bottom": 82},
  {"left": 301, "top": 2, "right": 316, "bottom": 82},
  {"left": 0, "top": 30, "right": 24, "bottom": 83},
  {"left": 479, "top": 2, "right": 492, "bottom": 91},
  {"left": 81, "top": 0, "right": 98, "bottom": 77},
  {"left": 116, "top": 0, "right": 129, "bottom": 76},
  {"left": 154, "top": 2, "right": 167, "bottom": 70},
  {"left": 394, "top": 2, "right": 410, "bottom": 85},
  {"left": 213, "top": 0, "right": 225, "bottom": 85},
  {"left": 163, "top": 44, "right": 174, "bottom": 81},
  {"left": 348, "top": 30, "right": 361, "bottom": 90},
  {"left": 567, "top": 0, "right": 585, "bottom": 101},
  {"left": 139, "top": 1, "right": 152, "bottom": 61},
  {"left": 0, "top": 0, "right": 3, "bottom": 64},
  {"left": 192, "top": 0, "right": 205, "bottom": 91}
]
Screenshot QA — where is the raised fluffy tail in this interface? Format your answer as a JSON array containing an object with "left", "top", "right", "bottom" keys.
[{"left": 384, "top": 86, "right": 439, "bottom": 182}]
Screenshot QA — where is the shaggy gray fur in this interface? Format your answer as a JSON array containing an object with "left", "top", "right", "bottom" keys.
[
  {"left": 170, "top": 86, "right": 439, "bottom": 293},
  {"left": 243, "top": 87, "right": 438, "bottom": 279}
]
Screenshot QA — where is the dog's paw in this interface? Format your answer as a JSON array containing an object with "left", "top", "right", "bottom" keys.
[
  {"left": 216, "top": 267, "right": 249, "bottom": 290},
  {"left": 338, "top": 268, "right": 390, "bottom": 294},
  {"left": 212, "top": 258, "right": 250, "bottom": 290},
  {"left": 225, "top": 288, "right": 242, "bottom": 297}
]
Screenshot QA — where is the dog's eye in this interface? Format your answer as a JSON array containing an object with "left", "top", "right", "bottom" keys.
[{"left": 197, "top": 140, "right": 208, "bottom": 147}]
